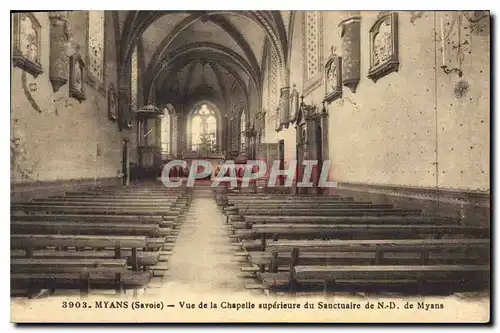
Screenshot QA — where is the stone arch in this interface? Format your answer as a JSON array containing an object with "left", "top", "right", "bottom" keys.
[{"left": 118, "top": 11, "right": 288, "bottom": 95}]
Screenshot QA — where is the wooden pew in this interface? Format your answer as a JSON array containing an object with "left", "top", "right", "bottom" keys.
[
  {"left": 39, "top": 197, "right": 181, "bottom": 204},
  {"left": 11, "top": 214, "right": 178, "bottom": 225},
  {"left": 71, "top": 191, "right": 185, "bottom": 196},
  {"left": 292, "top": 265, "right": 490, "bottom": 293},
  {"left": 11, "top": 249, "right": 160, "bottom": 267},
  {"left": 59, "top": 194, "right": 185, "bottom": 200},
  {"left": 234, "top": 208, "right": 422, "bottom": 216},
  {"left": 225, "top": 204, "right": 394, "bottom": 213},
  {"left": 241, "top": 215, "right": 460, "bottom": 226},
  {"left": 10, "top": 234, "right": 165, "bottom": 265},
  {"left": 14, "top": 201, "right": 176, "bottom": 208},
  {"left": 226, "top": 196, "right": 355, "bottom": 203},
  {"left": 11, "top": 258, "right": 127, "bottom": 273},
  {"left": 10, "top": 221, "right": 169, "bottom": 237},
  {"left": 11, "top": 271, "right": 151, "bottom": 296},
  {"left": 10, "top": 234, "right": 151, "bottom": 295},
  {"left": 10, "top": 183, "right": 185, "bottom": 298},
  {"left": 11, "top": 204, "right": 179, "bottom": 216},
  {"left": 31, "top": 199, "right": 178, "bottom": 206},
  {"left": 237, "top": 223, "right": 489, "bottom": 251},
  {"left": 11, "top": 234, "right": 147, "bottom": 249},
  {"left": 254, "top": 239, "right": 490, "bottom": 293}
]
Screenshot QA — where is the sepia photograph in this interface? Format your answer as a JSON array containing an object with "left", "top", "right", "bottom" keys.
[{"left": 9, "top": 8, "right": 492, "bottom": 324}]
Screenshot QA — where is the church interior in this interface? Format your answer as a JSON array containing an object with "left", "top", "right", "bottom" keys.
[{"left": 10, "top": 11, "right": 490, "bottom": 301}]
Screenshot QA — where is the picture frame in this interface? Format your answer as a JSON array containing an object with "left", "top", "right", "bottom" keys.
[
  {"left": 108, "top": 83, "right": 117, "bottom": 121},
  {"left": 12, "top": 13, "right": 43, "bottom": 77},
  {"left": 69, "top": 54, "right": 86, "bottom": 102},
  {"left": 324, "top": 48, "right": 343, "bottom": 104},
  {"left": 367, "top": 12, "right": 399, "bottom": 82}
]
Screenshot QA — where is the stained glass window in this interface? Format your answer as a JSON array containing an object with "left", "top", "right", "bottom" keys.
[{"left": 190, "top": 104, "right": 217, "bottom": 151}]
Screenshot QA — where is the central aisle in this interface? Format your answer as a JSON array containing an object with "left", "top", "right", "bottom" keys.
[{"left": 158, "top": 188, "right": 247, "bottom": 296}]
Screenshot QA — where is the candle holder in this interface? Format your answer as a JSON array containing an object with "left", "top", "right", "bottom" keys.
[{"left": 441, "top": 65, "right": 463, "bottom": 78}]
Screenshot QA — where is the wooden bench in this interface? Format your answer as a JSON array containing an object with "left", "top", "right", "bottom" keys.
[
  {"left": 11, "top": 234, "right": 147, "bottom": 250},
  {"left": 14, "top": 201, "right": 176, "bottom": 209},
  {"left": 11, "top": 214, "right": 178, "bottom": 225},
  {"left": 65, "top": 192, "right": 184, "bottom": 198},
  {"left": 34, "top": 195, "right": 180, "bottom": 201},
  {"left": 11, "top": 258, "right": 127, "bottom": 273},
  {"left": 249, "top": 238, "right": 490, "bottom": 270},
  {"left": 10, "top": 235, "right": 152, "bottom": 296},
  {"left": 11, "top": 249, "right": 161, "bottom": 267},
  {"left": 11, "top": 234, "right": 162, "bottom": 260},
  {"left": 11, "top": 271, "right": 151, "bottom": 296},
  {"left": 30, "top": 200, "right": 177, "bottom": 207},
  {"left": 226, "top": 196, "right": 355, "bottom": 203},
  {"left": 237, "top": 223, "right": 489, "bottom": 251},
  {"left": 226, "top": 204, "right": 395, "bottom": 212},
  {"left": 11, "top": 204, "right": 180, "bottom": 216},
  {"left": 293, "top": 265, "right": 490, "bottom": 293},
  {"left": 235, "top": 208, "right": 422, "bottom": 217},
  {"left": 241, "top": 215, "right": 460, "bottom": 226},
  {"left": 10, "top": 221, "right": 169, "bottom": 237},
  {"left": 254, "top": 239, "right": 490, "bottom": 293}
]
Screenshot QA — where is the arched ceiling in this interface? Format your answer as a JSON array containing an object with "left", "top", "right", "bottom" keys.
[{"left": 118, "top": 10, "right": 288, "bottom": 111}]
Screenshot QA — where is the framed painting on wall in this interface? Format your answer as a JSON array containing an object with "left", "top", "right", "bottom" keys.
[
  {"left": 367, "top": 12, "right": 399, "bottom": 82},
  {"left": 12, "top": 13, "right": 43, "bottom": 77},
  {"left": 324, "top": 47, "right": 342, "bottom": 104},
  {"left": 69, "top": 54, "right": 86, "bottom": 102}
]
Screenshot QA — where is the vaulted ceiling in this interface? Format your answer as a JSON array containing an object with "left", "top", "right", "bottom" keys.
[{"left": 118, "top": 11, "right": 289, "bottom": 114}]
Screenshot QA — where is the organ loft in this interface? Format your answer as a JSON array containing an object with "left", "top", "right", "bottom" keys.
[{"left": 10, "top": 10, "right": 491, "bottom": 321}]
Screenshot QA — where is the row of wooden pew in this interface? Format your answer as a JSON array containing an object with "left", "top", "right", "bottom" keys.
[
  {"left": 219, "top": 192, "right": 490, "bottom": 295},
  {"left": 11, "top": 183, "right": 191, "bottom": 298}
]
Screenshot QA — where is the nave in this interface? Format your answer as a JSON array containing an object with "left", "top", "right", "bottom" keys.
[{"left": 10, "top": 180, "right": 490, "bottom": 300}]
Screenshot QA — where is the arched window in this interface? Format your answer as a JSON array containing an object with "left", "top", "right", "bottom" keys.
[
  {"left": 190, "top": 104, "right": 217, "bottom": 152},
  {"left": 88, "top": 11, "right": 104, "bottom": 83},
  {"left": 130, "top": 45, "right": 138, "bottom": 111},
  {"left": 160, "top": 111, "right": 171, "bottom": 153},
  {"left": 240, "top": 111, "right": 246, "bottom": 153}
]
